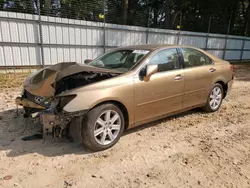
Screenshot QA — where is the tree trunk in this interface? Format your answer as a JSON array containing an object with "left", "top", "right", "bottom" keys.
[
  {"left": 44, "top": 0, "right": 51, "bottom": 15},
  {"left": 164, "top": 1, "right": 171, "bottom": 29},
  {"left": 123, "top": 0, "right": 128, "bottom": 25},
  {"left": 245, "top": 0, "right": 250, "bottom": 36},
  {"left": 153, "top": 9, "right": 158, "bottom": 26},
  {"left": 229, "top": 0, "right": 239, "bottom": 35}
]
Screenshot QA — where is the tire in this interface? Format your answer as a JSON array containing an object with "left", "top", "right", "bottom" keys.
[
  {"left": 81, "top": 103, "right": 125, "bottom": 151},
  {"left": 203, "top": 83, "right": 224, "bottom": 112}
]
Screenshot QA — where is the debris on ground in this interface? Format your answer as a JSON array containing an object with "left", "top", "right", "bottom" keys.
[{"left": 0, "top": 65, "right": 250, "bottom": 187}]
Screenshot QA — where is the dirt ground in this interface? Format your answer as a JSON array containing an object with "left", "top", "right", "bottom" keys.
[{"left": 0, "top": 65, "right": 250, "bottom": 188}]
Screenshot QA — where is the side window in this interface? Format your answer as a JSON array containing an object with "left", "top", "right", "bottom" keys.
[
  {"left": 180, "top": 48, "right": 213, "bottom": 68},
  {"left": 148, "top": 49, "right": 179, "bottom": 72}
]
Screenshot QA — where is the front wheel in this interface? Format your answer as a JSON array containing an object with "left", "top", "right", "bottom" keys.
[
  {"left": 203, "top": 83, "right": 224, "bottom": 112},
  {"left": 81, "top": 103, "right": 125, "bottom": 151}
]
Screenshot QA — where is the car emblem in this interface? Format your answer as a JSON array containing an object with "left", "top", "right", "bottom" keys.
[{"left": 34, "top": 96, "right": 45, "bottom": 104}]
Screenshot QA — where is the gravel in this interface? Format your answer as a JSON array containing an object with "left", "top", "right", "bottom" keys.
[{"left": 0, "top": 65, "right": 250, "bottom": 188}]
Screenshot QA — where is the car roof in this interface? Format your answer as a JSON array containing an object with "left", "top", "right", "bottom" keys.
[
  {"left": 115, "top": 44, "right": 222, "bottom": 62},
  {"left": 117, "top": 44, "right": 197, "bottom": 51}
]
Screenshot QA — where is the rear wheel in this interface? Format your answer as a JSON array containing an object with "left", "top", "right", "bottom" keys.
[
  {"left": 203, "top": 83, "right": 224, "bottom": 112},
  {"left": 81, "top": 103, "right": 125, "bottom": 151}
]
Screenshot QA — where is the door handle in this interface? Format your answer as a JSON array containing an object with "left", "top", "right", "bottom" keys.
[
  {"left": 174, "top": 74, "right": 183, "bottom": 81},
  {"left": 209, "top": 68, "right": 216, "bottom": 73}
]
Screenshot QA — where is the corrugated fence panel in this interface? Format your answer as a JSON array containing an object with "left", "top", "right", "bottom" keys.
[
  {"left": 0, "top": 47, "right": 5, "bottom": 66},
  {"left": 18, "top": 22, "right": 28, "bottom": 43},
  {"left": 12, "top": 47, "right": 22, "bottom": 65},
  {"left": 179, "top": 36, "right": 206, "bottom": 48},
  {"left": 41, "top": 16, "right": 105, "bottom": 65},
  {"left": 26, "top": 22, "right": 39, "bottom": 43},
  {"left": 106, "top": 27, "right": 146, "bottom": 47},
  {"left": 179, "top": 31, "right": 207, "bottom": 48},
  {"left": 207, "top": 38, "right": 226, "bottom": 49},
  {"left": 207, "top": 50, "right": 224, "bottom": 59},
  {"left": 3, "top": 46, "right": 13, "bottom": 65},
  {"left": 49, "top": 25, "right": 57, "bottom": 44},
  {"left": 225, "top": 50, "right": 241, "bottom": 60},
  {"left": 9, "top": 22, "right": 19, "bottom": 42},
  {"left": 148, "top": 34, "right": 177, "bottom": 44},
  {"left": 56, "top": 26, "right": 63, "bottom": 44},
  {"left": 0, "top": 11, "right": 250, "bottom": 67},
  {"left": 29, "top": 47, "right": 41, "bottom": 65},
  {"left": 244, "top": 41, "right": 250, "bottom": 49},
  {"left": 227, "top": 39, "right": 243, "bottom": 49},
  {"left": 1, "top": 21, "right": 11, "bottom": 42},
  {"left": 242, "top": 51, "right": 250, "bottom": 59},
  {"left": 20, "top": 47, "right": 30, "bottom": 65},
  {"left": 43, "top": 47, "right": 104, "bottom": 65}
]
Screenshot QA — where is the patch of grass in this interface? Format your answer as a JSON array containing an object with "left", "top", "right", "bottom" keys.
[{"left": 0, "top": 73, "right": 30, "bottom": 88}]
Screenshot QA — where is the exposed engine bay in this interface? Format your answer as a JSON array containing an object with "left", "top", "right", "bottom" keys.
[{"left": 55, "top": 71, "right": 116, "bottom": 95}]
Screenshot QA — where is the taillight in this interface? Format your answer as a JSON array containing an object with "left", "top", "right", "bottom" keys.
[{"left": 230, "top": 65, "right": 233, "bottom": 71}]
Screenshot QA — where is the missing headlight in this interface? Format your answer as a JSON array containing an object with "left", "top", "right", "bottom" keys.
[{"left": 56, "top": 95, "right": 76, "bottom": 112}]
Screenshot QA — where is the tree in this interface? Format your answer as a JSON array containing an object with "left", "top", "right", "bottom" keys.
[
  {"left": 123, "top": 0, "right": 128, "bottom": 24},
  {"left": 0, "top": 0, "right": 248, "bottom": 36}
]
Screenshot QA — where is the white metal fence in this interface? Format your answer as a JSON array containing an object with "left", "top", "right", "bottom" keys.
[{"left": 0, "top": 11, "right": 250, "bottom": 67}]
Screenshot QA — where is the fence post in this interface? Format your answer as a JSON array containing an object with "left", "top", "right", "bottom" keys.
[
  {"left": 240, "top": 21, "right": 248, "bottom": 62},
  {"left": 176, "top": 12, "right": 182, "bottom": 45},
  {"left": 37, "top": 0, "right": 45, "bottom": 67},
  {"left": 205, "top": 16, "right": 212, "bottom": 50},
  {"left": 103, "top": 0, "right": 106, "bottom": 53},
  {"left": 146, "top": 7, "right": 150, "bottom": 44},
  {"left": 222, "top": 19, "right": 231, "bottom": 60}
]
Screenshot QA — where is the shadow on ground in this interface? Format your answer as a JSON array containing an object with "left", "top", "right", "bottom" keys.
[{"left": 0, "top": 107, "right": 203, "bottom": 158}]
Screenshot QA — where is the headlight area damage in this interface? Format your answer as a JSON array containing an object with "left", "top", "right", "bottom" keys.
[{"left": 15, "top": 62, "right": 121, "bottom": 141}]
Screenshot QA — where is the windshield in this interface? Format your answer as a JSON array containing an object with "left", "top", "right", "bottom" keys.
[{"left": 89, "top": 49, "right": 149, "bottom": 72}]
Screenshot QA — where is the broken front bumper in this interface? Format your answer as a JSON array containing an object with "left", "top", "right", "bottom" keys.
[
  {"left": 16, "top": 96, "right": 88, "bottom": 141},
  {"left": 15, "top": 97, "right": 46, "bottom": 110},
  {"left": 39, "top": 110, "right": 87, "bottom": 141}
]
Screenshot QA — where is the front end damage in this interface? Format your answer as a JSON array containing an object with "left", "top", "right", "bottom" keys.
[
  {"left": 15, "top": 62, "right": 121, "bottom": 141},
  {"left": 38, "top": 95, "right": 88, "bottom": 141}
]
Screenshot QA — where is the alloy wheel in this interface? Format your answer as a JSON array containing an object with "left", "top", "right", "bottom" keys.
[
  {"left": 94, "top": 110, "right": 121, "bottom": 145},
  {"left": 209, "top": 86, "right": 222, "bottom": 110}
]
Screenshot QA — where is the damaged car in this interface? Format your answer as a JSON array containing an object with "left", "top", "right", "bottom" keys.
[{"left": 16, "top": 45, "right": 234, "bottom": 151}]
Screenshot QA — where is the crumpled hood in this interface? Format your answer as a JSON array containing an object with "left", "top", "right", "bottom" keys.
[{"left": 24, "top": 62, "right": 122, "bottom": 97}]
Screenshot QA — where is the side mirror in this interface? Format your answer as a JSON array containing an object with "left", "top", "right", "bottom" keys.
[
  {"left": 139, "top": 64, "right": 158, "bottom": 81},
  {"left": 84, "top": 59, "right": 92, "bottom": 64}
]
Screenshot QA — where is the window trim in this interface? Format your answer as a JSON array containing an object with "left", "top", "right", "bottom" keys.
[{"left": 177, "top": 47, "right": 214, "bottom": 69}]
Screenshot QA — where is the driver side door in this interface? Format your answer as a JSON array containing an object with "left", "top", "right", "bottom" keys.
[{"left": 133, "top": 48, "right": 184, "bottom": 125}]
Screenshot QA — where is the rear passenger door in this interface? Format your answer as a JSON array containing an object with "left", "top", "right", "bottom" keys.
[{"left": 179, "top": 48, "right": 215, "bottom": 108}]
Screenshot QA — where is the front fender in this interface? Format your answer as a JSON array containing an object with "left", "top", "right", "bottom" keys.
[{"left": 62, "top": 88, "right": 130, "bottom": 113}]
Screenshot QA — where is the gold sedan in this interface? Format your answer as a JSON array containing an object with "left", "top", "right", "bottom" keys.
[{"left": 16, "top": 45, "right": 234, "bottom": 151}]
